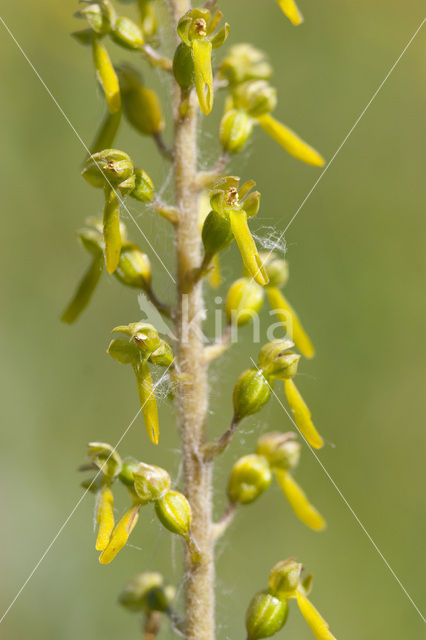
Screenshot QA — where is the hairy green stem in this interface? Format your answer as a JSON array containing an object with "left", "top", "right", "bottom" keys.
[{"left": 171, "top": 1, "right": 215, "bottom": 639}]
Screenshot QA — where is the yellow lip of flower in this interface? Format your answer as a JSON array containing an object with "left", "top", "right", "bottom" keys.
[
  {"left": 275, "top": 469, "right": 326, "bottom": 531},
  {"left": 192, "top": 38, "right": 214, "bottom": 115},
  {"left": 266, "top": 287, "right": 315, "bottom": 358},
  {"left": 133, "top": 360, "right": 160, "bottom": 445},
  {"left": 103, "top": 187, "right": 122, "bottom": 274},
  {"left": 228, "top": 210, "right": 269, "bottom": 286},
  {"left": 258, "top": 114, "right": 325, "bottom": 167},
  {"left": 61, "top": 255, "right": 103, "bottom": 324},
  {"left": 95, "top": 485, "right": 115, "bottom": 551},
  {"left": 276, "top": 0, "right": 304, "bottom": 26},
  {"left": 99, "top": 503, "right": 141, "bottom": 565},
  {"left": 92, "top": 36, "right": 121, "bottom": 114},
  {"left": 295, "top": 591, "right": 337, "bottom": 640},
  {"left": 284, "top": 378, "right": 324, "bottom": 449}
]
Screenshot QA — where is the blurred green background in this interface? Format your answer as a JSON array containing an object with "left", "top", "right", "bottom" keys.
[{"left": 0, "top": 1, "right": 425, "bottom": 639}]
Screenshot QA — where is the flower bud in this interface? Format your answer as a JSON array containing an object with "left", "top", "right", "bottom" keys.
[
  {"left": 258, "top": 340, "right": 300, "bottom": 380},
  {"left": 133, "top": 463, "right": 171, "bottom": 502},
  {"left": 80, "top": 2, "right": 115, "bottom": 35},
  {"left": 228, "top": 454, "right": 272, "bottom": 504},
  {"left": 220, "top": 44, "right": 272, "bottom": 86},
  {"left": 114, "top": 242, "right": 152, "bottom": 290},
  {"left": 113, "top": 322, "right": 162, "bottom": 355},
  {"left": 118, "top": 65, "right": 164, "bottom": 136},
  {"left": 233, "top": 369, "right": 271, "bottom": 421},
  {"left": 264, "top": 258, "right": 289, "bottom": 288},
  {"left": 246, "top": 590, "right": 288, "bottom": 640},
  {"left": 130, "top": 169, "right": 154, "bottom": 202},
  {"left": 219, "top": 109, "right": 254, "bottom": 154},
  {"left": 154, "top": 490, "right": 192, "bottom": 537},
  {"left": 139, "top": 0, "right": 157, "bottom": 39},
  {"left": 233, "top": 80, "right": 277, "bottom": 117},
  {"left": 82, "top": 149, "right": 133, "bottom": 188},
  {"left": 112, "top": 16, "right": 144, "bottom": 50},
  {"left": 269, "top": 559, "right": 302, "bottom": 597},
  {"left": 88, "top": 441, "right": 122, "bottom": 478},
  {"left": 149, "top": 341, "right": 174, "bottom": 367},
  {"left": 146, "top": 584, "right": 176, "bottom": 612},
  {"left": 118, "top": 571, "right": 164, "bottom": 612},
  {"left": 173, "top": 43, "right": 195, "bottom": 90},
  {"left": 256, "top": 432, "right": 301, "bottom": 470},
  {"left": 225, "top": 278, "right": 264, "bottom": 327},
  {"left": 201, "top": 209, "right": 234, "bottom": 259},
  {"left": 119, "top": 457, "right": 141, "bottom": 486}
]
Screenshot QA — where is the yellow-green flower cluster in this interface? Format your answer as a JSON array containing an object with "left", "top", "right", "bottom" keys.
[
  {"left": 225, "top": 253, "right": 315, "bottom": 358},
  {"left": 228, "top": 431, "right": 325, "bottom": 531},
  {"left": 173, "top": 8, "right": 229, "bottom": 114},
  {"left": 62, "top": 220, "right": 153, "bottom": 324},
  {"left": 80, "top": 448, "right": 192, "bottom": 565},
  {"left": 246, "top": 559, "right": 338, "bottom": 640},
  {"left": 201, "top": 176, "right": 267, "bottom": 286},
  {"left": 81, "top": 149, "right": 154, "bottom": 273},
  {"left": 219, "top": 44, "right": 325, "bottom": 166},
  {"left": 232, "top": 339, "right": 324, "bottom": 448},
  {"left": 73, "top": 3, "right": 166, "bottom": 154},
  {"left": 108, "top": 322, "right": 174, "bottom": 445}
]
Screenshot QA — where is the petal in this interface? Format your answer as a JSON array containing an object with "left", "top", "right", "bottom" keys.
[
  {"left": 134, "top": 361, "right": 160, "bottom": 445},
  {"left": 275, "top": 470, "right": 326, "bottom": 531},
  {"left": 103, "top": 188, "right": 122, "bottom": 274},
  {"left": 229, "top": 210, "right": 269, "bottom": 286},
  {"left": 92, "top": 37, "right": 121, "bottom": 114},
  {"left": 99, "top": 504, "right": 140, "bottom": 565},
  {"left": 276, "top": 0, "right": 304, "bottom": 26},
  {"left": 284, "top": 379, "right": 324, "bottom": 449},
  {"left": 95, "top": 486, "right": 115, "bottom": 551},
  {"left": 61, "top": 257, "right": 103, "bottom": 324},
  {"left": 296, "top": 591, "right": 337, "bottom": 640},
  {"left": 192, "top": 39, "right": 214, "bottom": 115},
  {"left": 267, "top": 287, "right": 315, "bottom": 358},
  {"left": 258, "top": 114, "right": 325, "bottom": 167}
]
